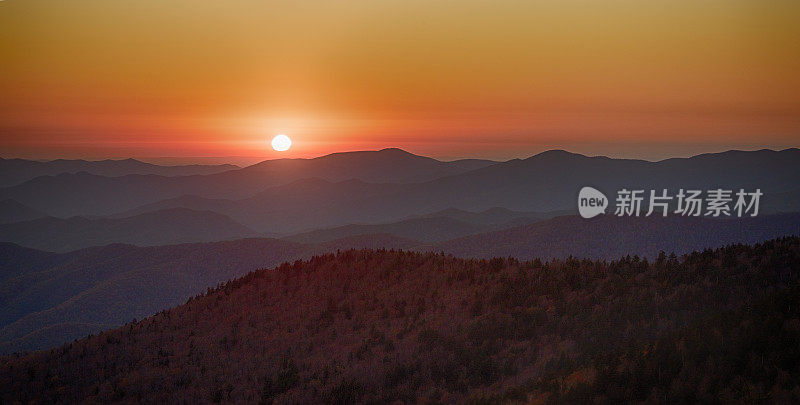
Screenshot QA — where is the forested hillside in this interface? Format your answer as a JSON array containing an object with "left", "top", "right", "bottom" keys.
[{"left": 1, "top": 238, "right": 799, "bottom": 403}]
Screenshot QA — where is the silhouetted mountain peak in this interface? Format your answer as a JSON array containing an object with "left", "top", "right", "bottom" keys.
[
  {"left": 380, "top": 147, "right": 404, "bottom": 151},
  {"left": 378, "top": 147, "right": 414, "bottom": 154},
  {"left": 320, "top": 148, "right": 430, "bottom": 162},
  {"left": 527, "top": 149, "right": 588, "bottom": 160},
  {"left": 247, "top": 148, "right": 427, "bottom": 169}
]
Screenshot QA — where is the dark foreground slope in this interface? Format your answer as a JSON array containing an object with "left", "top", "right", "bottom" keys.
[
  {"left": 2, "top": 238, "right": 799, "bottom": 403},
  {"left": 0, "top": 239, "right": 309, "bottom": 355},
  {"left": 0, "top": 235, "right": 418, "bottom": 355}
]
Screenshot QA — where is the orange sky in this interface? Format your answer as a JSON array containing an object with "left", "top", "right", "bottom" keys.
[{"left": 1, "top": 0, "right": 799, "bottom": 161}]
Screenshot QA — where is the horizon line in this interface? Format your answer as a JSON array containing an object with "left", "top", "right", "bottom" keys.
[{"left": 2, "top": 146, "right": 799, "bottom": 167}]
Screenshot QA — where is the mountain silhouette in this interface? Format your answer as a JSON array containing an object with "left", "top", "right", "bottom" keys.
[
  {"left": 104, "top": 148, "right": 800, "bottom": 233},
  {"left": 239, "top": 148, "right": 495, "bottom": 183},
  {"left": 0, "top": 149, "right": 497, "bottom": 217},
  {"left": 0, "top": 157, "right": 237, "bottom": 187},
  {"left": 0, "top": 208, "right": 257, "bottom": 252}
]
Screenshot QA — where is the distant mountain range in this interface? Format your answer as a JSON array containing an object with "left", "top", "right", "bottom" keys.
[
  {"left": 0, "top": 149, "right": 497, "bottom": 218},
  {"left": 1, "top": 211, "right": 798, "bottom": 354},
  {"left": 0, "top": 147, "right": 798, "bottom": 250},
  {"left": 1, "top": 147, "right": 798, "bottom": 354},
  {"left": 0, "top": 157, "right": 238, "bottom": 187},
  {"left": 2, "top": 148, "right": 797, "bottom": 232},
  {"left": 0, "top": 206, "right": 553, "bottom": 252},
  {"left": 102, "top": 148, "right": 800, "bottom": 233}
]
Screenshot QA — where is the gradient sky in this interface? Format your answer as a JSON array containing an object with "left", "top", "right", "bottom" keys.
[{"left": 1, "top": 0, "right": 799, "bottom": 161}]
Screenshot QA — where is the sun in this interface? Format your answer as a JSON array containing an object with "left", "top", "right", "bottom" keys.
[{"left": 271, "top": 134, "right": 292, "bottom": 152}]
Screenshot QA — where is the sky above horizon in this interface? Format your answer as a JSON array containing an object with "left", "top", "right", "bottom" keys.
[{"left": 1, "top": 0, "right": 799, "bottom": 162}]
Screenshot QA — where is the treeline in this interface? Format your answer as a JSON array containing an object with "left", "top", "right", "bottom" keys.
[{"left": 1, "top": 237, "right": 799, "bottom": 403}]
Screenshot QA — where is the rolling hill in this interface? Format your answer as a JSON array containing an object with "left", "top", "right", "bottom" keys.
[
  {"left": 0, "top": 208, "right": 258, "bottom": 252},
  {"left": 0, "top": 233, "right": 428, "bottom": 355},
  {"left": 2, "top": 238, "right": 799, "bottom": 403},
  {"left": 0, "top": 239, "right": 311, "bottom": 354},
  {"left": 432, "top": 212, "right": 800, "bottom": 260}
]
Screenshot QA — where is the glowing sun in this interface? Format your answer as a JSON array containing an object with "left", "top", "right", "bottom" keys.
[{"left": 271, "top": 134, "right": 292, "bottom": 151}]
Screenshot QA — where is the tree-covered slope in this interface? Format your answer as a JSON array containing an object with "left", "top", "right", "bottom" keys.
[{"left": 1, "top": 238, "right": 799, "bottom": 403}]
